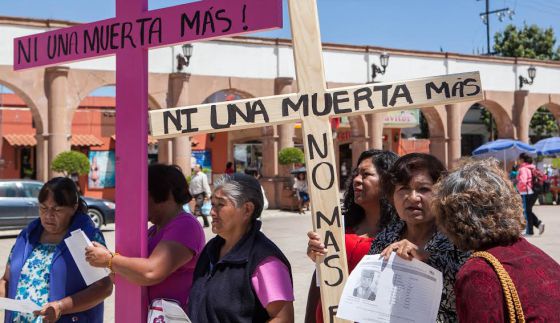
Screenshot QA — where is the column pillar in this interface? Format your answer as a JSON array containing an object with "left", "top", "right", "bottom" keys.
[
  {"left": 45, "top": 66, "right": 71, "bottom": 178},
  {"left": 514, "top": 90, "right": 530, "bottom": 143},
  {"left": 275, "top": 77, "right": 295, "bottom": 150},
  {"left": 446, "top": 104, "right": 462, "bottom": 168},
  {"left": 35, "top": 133, "right": 49, "bottom": 182},
  {"left": 367, "top": 113, "right": 384, "bottom": 150},
  {"left": 351, "top": 137, "right": 368, "bottom": 167},
  {"left": 429, "top": 136, "right": 447, "bottom": 167},
  {"left": 168, "top": 73, "right": 192, "bottom": 177},
  {"left": 261, "top": 126, "right": 278, "bottom": 178},
  {"left": 157, "top": 139, "right": 173, "bottom": 165}
]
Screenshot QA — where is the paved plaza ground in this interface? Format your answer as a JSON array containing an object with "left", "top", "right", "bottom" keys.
[{"left": 0, "top": 205, "right": 558, "bottom": 322}]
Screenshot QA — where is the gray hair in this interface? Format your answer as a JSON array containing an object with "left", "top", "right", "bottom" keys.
[
  {"left": 214, "top": 173, "right": 264, "bottom": 220},
  {"left": 432, "top": 158, "right": 524, "bottom": 251}
]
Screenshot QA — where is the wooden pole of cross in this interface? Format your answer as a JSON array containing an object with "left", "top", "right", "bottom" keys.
[
  {"left": 13, "top": 1, "right": 283, "bottom": 321},
  {"left": 149, "top": 1, "right": 483, "bottom": 322}
]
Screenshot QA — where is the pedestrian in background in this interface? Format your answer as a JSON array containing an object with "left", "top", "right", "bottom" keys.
[
  {"left": 293, "top": 172, "right": 309, "bottom": 214},
  {"left": 190, "top": 164, "right": 212, "bottom": 227},
  {"left": 516, "top": 153, "right": 545, "bottom": 235}
]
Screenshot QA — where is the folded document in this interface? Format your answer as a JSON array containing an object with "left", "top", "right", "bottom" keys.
[{"left": 64, "top": 229, "right": 110, "bottom": 285}]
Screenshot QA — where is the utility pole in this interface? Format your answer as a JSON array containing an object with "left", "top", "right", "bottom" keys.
[{"left": 478, "top": 0, "right": 514, "bottom": 55}]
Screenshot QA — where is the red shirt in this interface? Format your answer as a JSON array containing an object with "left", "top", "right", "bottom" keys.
[
  {"left": 315, "top": 232, "right": 374, "bottom": 323},
  {"left": 455, "top": 238, "right": 560, "bottom": 322}
]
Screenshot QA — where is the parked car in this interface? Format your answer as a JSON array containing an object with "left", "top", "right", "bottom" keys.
[{"left": 0, "top": 180, "right": 115, "bottom": 230}]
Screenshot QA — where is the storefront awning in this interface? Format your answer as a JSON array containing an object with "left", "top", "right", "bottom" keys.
[
  {"left": 3, "top": 134, "right": 36, "bottom": 147},
  {"left": 111, "top": 135, "right": 158, "bottom": 145},
  {"left": 71, "top": 134, "right": 103, "bottom": 147}
]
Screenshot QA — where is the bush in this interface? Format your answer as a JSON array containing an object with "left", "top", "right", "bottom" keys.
[
  {"left": 278, "top": 147, "right": 305, "bottom": 166},
  {"left": 51, "top": 151, "right": 90, "bottom": 177}
]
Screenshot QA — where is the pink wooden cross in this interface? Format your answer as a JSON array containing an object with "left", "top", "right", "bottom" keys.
[{"left": 13, "top": 0, "right": 282, "bottom": 321}]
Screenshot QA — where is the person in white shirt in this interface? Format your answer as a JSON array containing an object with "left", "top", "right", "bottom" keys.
[{"left": 189, "top": 164, "right": 212, "bottom": 227}]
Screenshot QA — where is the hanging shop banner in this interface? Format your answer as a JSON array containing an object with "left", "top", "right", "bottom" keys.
[
  {"left": 88, "top": 151, "right": 116, "bottom": 189},
  {"left": 383, "top": 109, "right": 420, "bottom": 128}
]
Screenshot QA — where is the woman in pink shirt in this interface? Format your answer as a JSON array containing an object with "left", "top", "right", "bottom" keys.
[
  {"left": 516, "top": 153, "right": 545, "bottom": 235},
  {"left": 85, "top": 164, "right": 205, "bottom": 310}
]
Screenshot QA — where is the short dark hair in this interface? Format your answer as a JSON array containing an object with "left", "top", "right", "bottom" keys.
[
  {"left": 342, "top": 149, "right": 399, "bottom": 229},
  {"left": 519, "top": 152, "right": 533, "bottom": 164},
  {"left": 148, "top": 164, "right": 191, "bottom": 205},
  {"left": 384, "top": 153, "right": 446, "bottom": 198},
  {"left": 38, "top": 177, "right": 88, "bottom": 214}
]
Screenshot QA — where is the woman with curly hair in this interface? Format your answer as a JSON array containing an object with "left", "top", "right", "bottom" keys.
[
  {"left": 305, "top": 149, "right": 399, "bottom": 323},
  {"left": 433, "top": 158, "right": 560, "bottom": 322}
]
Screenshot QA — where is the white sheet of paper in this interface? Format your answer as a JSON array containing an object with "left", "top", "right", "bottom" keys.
[
  {"left": 337, "top": 253, "right": 443, "bottom": 323},
  {"left": 0, "top": 297, "right": 41, "bottom": 313},
  {"left": 64, "top": 229, "right": 110, "bottom": 285}
]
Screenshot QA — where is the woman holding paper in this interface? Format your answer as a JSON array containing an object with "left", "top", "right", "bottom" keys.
[
  {"left": 308, "top": 153, "right": 468, "bottom": 322},
  {"left": 0, "top": 177, "right": 112, "bottom": 323},
  {"left": 432, "top": 159, "right": 560, "bottom": 322},
  {"left": 188, "top": 173, "right": 294, "bottom": 322},
  {"left": 85, "top": 164, "right": 205, "bottom": 311},
  {"left": 305, "top": 149, "right": 399, "bottom": 323},
  {"left": 371, "top": 153, "right": 469, "bottom": 322}
]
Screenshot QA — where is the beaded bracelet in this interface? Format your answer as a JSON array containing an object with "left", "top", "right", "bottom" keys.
[{"left": 107, "top": 251, "right": 120, "bottom": 273}]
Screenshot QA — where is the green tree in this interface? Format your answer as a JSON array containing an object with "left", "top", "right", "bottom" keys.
[
  {"left": 479, "top": 107, "right": 498, "bottom": 141},
  {"left": 494, "top": 24, "right": 560, "bottom": 60},
  {"left": 278, "top": 147, "right": 304, "bottom": 169},
  {"left": 51, "top": 151, "right": 90, "bottom": 177},
  {"left": 530, "top": 107, "right": 559, "bottom": 142}
]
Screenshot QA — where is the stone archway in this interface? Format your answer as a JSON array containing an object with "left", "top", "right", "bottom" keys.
[
  {"left": 0, "top": 79, "right": 47, "bottom": 180},
  {"left": 420, "top": 106, "right": 446, "bottom": 163},
  {"left": 527, "top": 102, "right": 560, "bottom": 143}
]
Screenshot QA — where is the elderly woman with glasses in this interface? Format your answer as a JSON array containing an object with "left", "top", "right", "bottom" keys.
[
  {"left": 188, "top": 173, "right": 294, "bottom": 323},
  {"left": 432, "top": 159, "right": 560, "bottom": 322},
  {"left": 0, "top": 177, "right": 112, "bottom": 323}
]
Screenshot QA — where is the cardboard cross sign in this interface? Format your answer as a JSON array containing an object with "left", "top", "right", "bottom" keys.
[
  {"left": 149, "top": 0, "right": 483, "bottom": 322},
  {"left": 13, "top": 0, "right": 282, "bottom": 322}
]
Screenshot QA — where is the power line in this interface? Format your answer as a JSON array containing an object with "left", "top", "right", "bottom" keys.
[{"left": 477, "top": 0, "right": 514, "bottom": 55}]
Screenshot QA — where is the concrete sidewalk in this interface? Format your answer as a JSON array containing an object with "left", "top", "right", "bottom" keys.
[{"left": 0, "top": 206, "right": 557, "bottom": 322}]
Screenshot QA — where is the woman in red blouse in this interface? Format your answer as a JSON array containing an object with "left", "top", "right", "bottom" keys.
[
  {"left": 304, "top": 149, "right": 399, "bottom": 323},
  {"left": 433, "top": 159, "right": 560, "bottom": 322}
]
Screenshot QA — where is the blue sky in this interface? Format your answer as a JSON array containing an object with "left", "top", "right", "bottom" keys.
[
  {"left": 2, "top": 0, "right": 560, "bottom": 96},
  {"left": 3, "top": 0, "right": 560, "bottom": 54}
]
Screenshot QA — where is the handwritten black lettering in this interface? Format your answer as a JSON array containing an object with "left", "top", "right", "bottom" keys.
[
  {"left": 373, "top": 84, "right": 392, "bottom": 107},
  {"left": 312, "top": 162, "right": 335, "bottom": 190},
  {"left": 180, "top": 108, "right": 199, "bottom": 133},
  {"left": 353, "top": 87, "right": 374, "bottom": 110},
  {"left": 210, "top": 104, "right": 231, "bottom": 129},
  {"left": 463, "top": 78, "right": 481, "bottom": 97},
  {"left": 324, "top": 230, "right": 340, "bottom": 252},
  {"left": 389, "top": 84, "right": 413, "bottom": 106},
  {"left": 215, "top": 9, "right": 232, "bottom": 32},
  {"left": 315, "top": 206, "right": 341, "bottom": 229},
  {"left": 311, "top": 93, "right": 332, "bottom": 116},
  {"left": 120, "top": 22, "right": 136, "bottom": 49},
  {"left": 332, "top": 91, "right": 351, "bottom": 114},
  {"left": 324, "top": 255, "right": 343, "bottom": 287},
  {"left": 149, "top": 18, "right": 162, "bottom": 45},
  {"left": 307, "top": 133, "right": 328, "bottom": 160},
  {"left": 328, "top": 306, "right": 338, "bottom": 323},
  {"left": 425, "top": 81, "right": 450, "bottom": 100},
  {"left": 282, "top": 95, "right": 309, "bottom": 116},
  {"left": 163, "top": 110, "right": 182, "bottom": 134},
  {"left": 17, "top": 39, "right": 31, "bottom": 64}
]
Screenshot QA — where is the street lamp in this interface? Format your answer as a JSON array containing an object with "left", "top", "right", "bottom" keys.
[
  {"left": 371, "top": 52, "right": 390, "bottom": 82},
  {"left": 519, "top": 65, "right": 536, "bottom": 89},
  {"left": 176, "top": 44, "right": 193, "bottom": 72}
]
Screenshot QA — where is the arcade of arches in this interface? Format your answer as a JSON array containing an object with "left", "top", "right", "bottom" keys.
[{"left": 1, "top": 65, "right": 559, "bottom": 208}]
